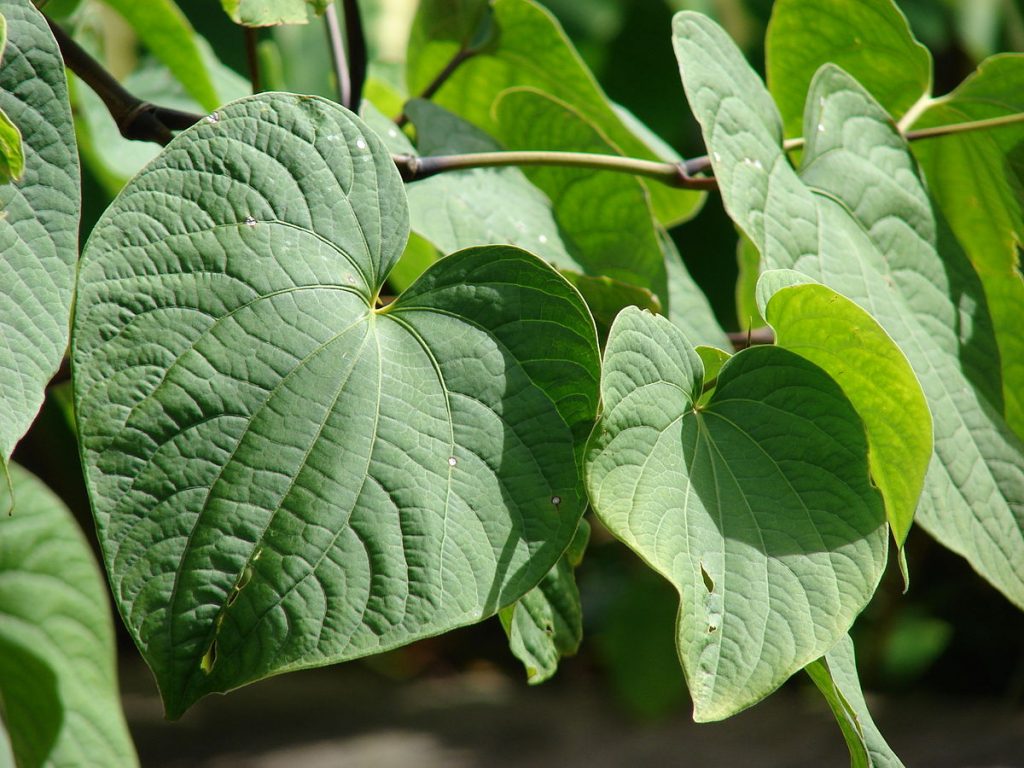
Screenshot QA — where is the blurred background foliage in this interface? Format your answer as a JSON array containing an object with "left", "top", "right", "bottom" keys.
[{"left": 24, "top": 0, "right": 1024, "bottom": 722}]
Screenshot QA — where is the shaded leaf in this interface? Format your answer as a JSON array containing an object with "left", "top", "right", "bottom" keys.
[
  {"left": 0, "top": 0, "right": 79, "bottom": 465},
  {"left": 407, "top": 0, "right": 702, "bottom": 226},
  {"left": 661, "top": 228, "right": 730, "bottom": 349},
  {"left": 585, "top": 307, "right": 888, "bottom": 721},
  {"left": 500, "top": 518, "right": 589, "bottom": 684},
  {"left": 673, "top": 12, "right": 1024, "bottom": 608},
  {"left": 73, "top": 94, "right": 600, "bottom": 717},
  {"left": 757, "top": 271, "right": 931, "bottom": 555},
  {"left": 0, "top": 464, "right": 137, "bottom": 767},
  {"left": 807, "top": 635, "right": 905, "bottom": 768}
]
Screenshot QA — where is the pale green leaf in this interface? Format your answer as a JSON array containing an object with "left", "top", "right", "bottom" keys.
[
  {"left": 72, "top": 94, "right": 600, "bottom": 718},
  {"left": 585, "top": 307, "right": 888, "bottom": 721},
  {"left": 911, "top": 55, "right": 1024, "bottom": 440},
  {"left": 674, "top": 12, "right": 1024, "bottom": 608},
  {"left": 766, "top": 0, "right": 931, "bottom": 138},
  {"left": 807, "top": 635, "right": 904, "bottom": 768},
  {"left": 0, "top": 464, "right": 137, "bottom": 767},
  {"left": 0, "top": 0, "right": 79, "bottom": 464},
  {"left": 102, "top": 0, "right": 220, "bottom": 111},
  {"left": 407, "top": 0, "right": 703, "bottom": 226},
  {"left": 757, "top": 271, "right": 931, "bottom": 553},
  {"left": 500, "top": 518, "right": 589, "bottom": 684}
]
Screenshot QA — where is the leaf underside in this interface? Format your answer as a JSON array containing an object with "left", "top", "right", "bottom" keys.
[{"left": 586, "top": 308, "right": 887, "bottom": 721}]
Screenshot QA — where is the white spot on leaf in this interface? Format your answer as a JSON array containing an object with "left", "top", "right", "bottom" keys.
[
  {"left": 244, "top": 216, "right": 257, "bottom": 227},
  {"left": 448, "top": 456, "right": 457, "bottom": 467},
  {"left": 206, "top": 112, "right": 220, "bottom": 124}
]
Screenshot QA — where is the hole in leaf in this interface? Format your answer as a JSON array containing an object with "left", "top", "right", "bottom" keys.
[
  {"left": 700, "top": 563, "right": 714, "bottom": 593},
  {"left": 200, "top": 641, "right": 217, "bottom": 674}
]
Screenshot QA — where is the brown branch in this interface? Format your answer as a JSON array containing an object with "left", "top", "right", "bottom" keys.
[
  {"left": 393, "top": 150, "right": 718, "bottom": 190},
  {"left": 395, "top": 47, "right": 479, "bottom": 127},
  {"left": 46, "top": 17, "right": 203, "bottom": 145}
]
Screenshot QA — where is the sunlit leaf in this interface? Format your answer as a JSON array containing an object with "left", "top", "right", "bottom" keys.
[
  {"left": 73, "top": 93, "right": 600, "bottom": 717},
  {"left": 585, "top": 307, "right": 888, "bottom": 721},
  {"left": 674, "top": 11, "right": 1024, "bottom": 609},
  {"left": 766, "top": 0, "right": 931, "bottom": 138}
]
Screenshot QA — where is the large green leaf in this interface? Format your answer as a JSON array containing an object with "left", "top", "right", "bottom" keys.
[
  {"left": 0, "top": 464, "right": 137, "bottom": 767},
  {"left": 911, "top": 55, "right": 1024, "bottom": 440},
  {"left": 406, "top": 0, "right": 703, "bottom": 227},
  {"left": 585, "top": 307, "right": 888, "bottom": 721},
  {"left": 673, "top": 13, "right": 1024, "bottom": 608},
  {"left": 102, "top": 0, "right": 219, "bottom": 111},
  {"left": 0, "top": 0, "right": 79, "bottom": 466},
  {"left": 73, "top": 93, "right": 600, "bottom": 718},
  {"left": 766, "top": 0, "right": 931, "bottom": 138},
  {"left": 806, "top": 635, "right": 904, "bottom": 768},
  {"left": 757, "top": 271, "right": 931, "bottom": 556}
]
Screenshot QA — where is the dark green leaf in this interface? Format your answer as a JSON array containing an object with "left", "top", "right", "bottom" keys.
[
  {"left": 73, "top": 94, "right": 600, "bottom": 717},
  {"left": 500, "top": 518, "right": 589, "bottom": 684},
  {"left": 766, "top": 0, "right": 931, "bottom": 138}
]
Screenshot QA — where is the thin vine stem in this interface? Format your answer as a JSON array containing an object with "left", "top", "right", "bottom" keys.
[
  {"left": 394, "top": 150, "right": 718, "bottom": 190},
  {"left": 244, "top": 27, "right": 262, "bottom": 93},
  {"left": 341, "top": 0, "right": 367, "bottom": 110},
  {"left": 47, "top": 23, "right": 1024, "bottom": 189},
  {"left": 395, "top": 47, "right": 478, "bottom": 126},
  {"left": 323, "top": 4, "right": 350, "bottom": 108}
]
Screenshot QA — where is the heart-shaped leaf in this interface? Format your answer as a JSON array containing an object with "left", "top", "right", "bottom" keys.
[
  {"left": 585, "top": 307, "right": 888, "bottom": 721},
  {"left": 73, "top": 93, "right": 600, "bottom": 718},
  {"left": 0, "top": 464, "right": 137, "bottom": 767},
  {"left": 0, "top": 0, "right": 79, "bottom": 466}
]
